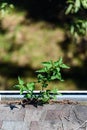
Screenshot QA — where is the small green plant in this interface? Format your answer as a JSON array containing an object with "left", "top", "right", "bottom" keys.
[{"left": 15, "top": 58, "right": 70, "bottom": 104}]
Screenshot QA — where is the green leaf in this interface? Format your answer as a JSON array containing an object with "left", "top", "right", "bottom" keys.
[
  {"left": 58, "top": 57, "right": 63, "bottom": 66},
  {"left": 1, "top": 9, "right": 5, "bottom": 17},
  {"left": 37, "top": 74, "right": 45, "bottom": 82},
  {"left": 56, "top": 68, "right": 60, "bottom": 73},
  {"left": 22, "top": 86, "right": 28, "bottom": 91},
  {"left": 42, "top": 61, "right": 52, "bottom": 68},
  {"left": 81, "top": 0, "right": 87, "bottom": 9},
  {"left": 65, "top": 4, "right": 73, "bottom": 14},
  {"left": 14, "top": 85, "right": 20, "bottom": 89},
  {"left": 75, "top": 0, "right": 80, "bottom": 12},
  {"left": 54, "top": 61, "right": 59, "bottom": 67},
  {"left": 42, "top": 93, "right": 50, "bottom": 103},
  {"left": 75, "top": 0, "right": 80, "bottom": 7},
  {"left": 1, "top": 3, "right": 7, "bottom": 8},
  {"left": 20, "top": 88, "right": 24, "bottom": 95},
  {"left": 60, "top": 64, "right": 70, "bottom": 69},
  {"left": 25, "top": 93, "right": 31, "bottom": 99},
  {"left": 70, "top": 25, "right": 74, "bottom": 34},
  {"left": 51, "top": 75, "right": 56, "bottom": 80},
  {"left": 53, "top": 69, "right": 57, "bottom": 75},
  {"left": 26, "top": 82, "right": 35, "bottom": 91},
  {"left": 51, "top": 88, "right": 58, "bottom": 94},
  {"left": 82, "top": 22, "right": 86, "bottom": 28},
  {"left": 36, "top": 68, "right": 46, "bottom": 73},
  {"left": 18, "top": 77, "right": 24, "bottom": 85},
  {"left": 9, "top": 4, "right": 14, "bottom": 9},
  {"left": 56, "top": 73, "right": 62, "bottom": 80}
]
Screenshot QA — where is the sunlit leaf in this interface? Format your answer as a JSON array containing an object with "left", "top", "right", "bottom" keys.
[
  {"left": 81, "top": 0, "right": 87, "bottom": 9},
  {"left": 25, "top": 93, "right": 31, "bottom": 99},
  {"left": 58, "top": 57, "right": 63, "bottom": 65},
  {"left": 75, "top": 0, "right": 80, "bottom": 12},
  {"left": 26, "top": 82, "right": 35, "bottom": 91},
  {"left": 18, "top": 77, "right": 24, "bottom": 85},
  {"left": 60, "top": 64, "right": 70, "bottom": 69},
  {"left": 65, "top": 4, "right": 73, "bottom": 14}
]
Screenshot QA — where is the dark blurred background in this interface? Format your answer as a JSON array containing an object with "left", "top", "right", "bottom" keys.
[{"left": 0, "top": 0, "right": 87, "bottom": 90}]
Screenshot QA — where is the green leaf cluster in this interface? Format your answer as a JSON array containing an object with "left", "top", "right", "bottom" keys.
[
  {"left": 15, "top": 77, "right": 35, "bottom": 99},
  {"left": 65, "top": 0, "right": 87, "bottom": 37},
  {"left": 37, "top": 58, "right": 69, "bottom": 89},
  {"left": 65, "top": 0, "right": 80, "bottom": 14},
  {"left": 70, "top": 20, "right": 87, "bottom": 36},
  {"left": 0, "top": 2, "right": 14, "bottom": 17},
  {"left": 66, "top": 0, "right": 87, "bottom": 15}
]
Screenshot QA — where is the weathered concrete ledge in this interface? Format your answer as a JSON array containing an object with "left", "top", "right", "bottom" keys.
[{"left": 0, "top": 102, "right": 87, "bottom": 130}]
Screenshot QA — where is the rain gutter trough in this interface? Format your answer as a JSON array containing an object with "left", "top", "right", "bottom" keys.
[{"left": 0, "top": 91, "right": 87, "bottom": 102}]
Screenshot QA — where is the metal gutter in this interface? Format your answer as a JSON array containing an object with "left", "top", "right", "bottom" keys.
[{"left": 0, "top": 91, "right": 87, "bottom": 101}]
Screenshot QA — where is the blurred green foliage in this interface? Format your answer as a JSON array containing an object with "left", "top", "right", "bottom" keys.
[
  {"left": 66, "top": 0, "right": 87, "bottom": 37},
  {"left": 0, "top": 2, "right": 14, "bottom": 17},
  {"left": 0, "top": 1, "right": 87, "bottom": 90}
]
